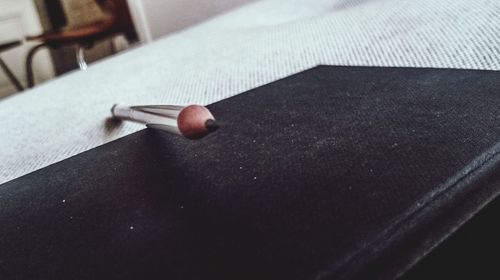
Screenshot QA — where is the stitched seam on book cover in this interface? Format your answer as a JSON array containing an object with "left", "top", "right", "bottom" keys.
[{"left": 318, "top": 142, "right": 500, "bottom": 279}]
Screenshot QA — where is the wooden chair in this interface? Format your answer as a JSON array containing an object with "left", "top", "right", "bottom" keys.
[
  {"left": 0, "top": 40, "right": 24, "bottom": 92},
  {"left": 25, "top": 0, "right": 137, "bottom": 88}
]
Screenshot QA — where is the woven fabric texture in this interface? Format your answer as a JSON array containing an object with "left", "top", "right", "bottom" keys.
[{"left": 0, "top": 0, "right": 499, "bottom": 184}]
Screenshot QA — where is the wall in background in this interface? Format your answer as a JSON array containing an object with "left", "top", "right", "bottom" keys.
[{"left": 127, "top": 0, "right": 255, "bottom": 42}]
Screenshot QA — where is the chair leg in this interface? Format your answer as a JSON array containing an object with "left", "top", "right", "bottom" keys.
[
  {"left": 26, "top": 43, "right": 48, "bottom": 88},
  {"left": 0, "top": 57, "right": 24, "bottom": 92},
  {"left": 76, "top": 45, "right": 88, "bottom": 70}
]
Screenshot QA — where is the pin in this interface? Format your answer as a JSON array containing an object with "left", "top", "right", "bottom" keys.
[{"left": 111, "top": 104, "right": 219, "bottom": 139}]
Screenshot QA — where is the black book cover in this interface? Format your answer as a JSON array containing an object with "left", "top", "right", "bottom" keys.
[{"left": 1, "top": 66, "right": 500, "bottom": 279}]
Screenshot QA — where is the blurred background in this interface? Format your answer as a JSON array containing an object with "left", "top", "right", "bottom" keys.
[{"left": 0, "top": 0, "right": 253, "bottom": 99}]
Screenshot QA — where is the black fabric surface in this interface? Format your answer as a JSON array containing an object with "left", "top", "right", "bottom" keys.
[
  {"left": 403, "top": 189, "right": 500, "bottom": 279},
  {"left": 2, "top": 66, "right": 500, "bottom": 279}
]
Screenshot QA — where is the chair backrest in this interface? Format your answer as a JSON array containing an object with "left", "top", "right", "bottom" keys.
[
  {"left": 59, "top": 0, "right": 107, "bottom": 28},
  {"left": 95, "top": 0, "right": 138, "bottom": 42},
  {"left": 57, "top": 0, "right": 137, "bottom": 42}
]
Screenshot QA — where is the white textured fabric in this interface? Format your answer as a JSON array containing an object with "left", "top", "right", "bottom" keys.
[{"left": 1, "top": 0, "right": 499, "bottom": 184}]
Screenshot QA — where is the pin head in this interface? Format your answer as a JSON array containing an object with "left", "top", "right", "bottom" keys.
[{"left": 177, "top": 105, "right": 219, "bottom": 139}]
